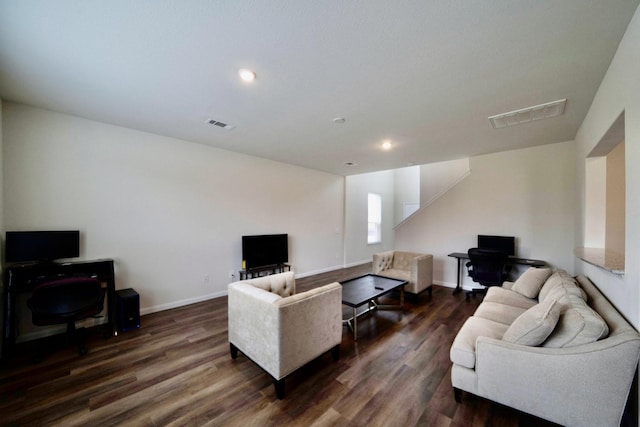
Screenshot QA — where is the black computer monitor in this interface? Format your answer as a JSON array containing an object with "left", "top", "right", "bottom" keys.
[
  {"left": 5, "top": 230, "right": 80, "bottom": 263},
  {"left": 477, "top": 235, "right": 515, "bottom": 256}
]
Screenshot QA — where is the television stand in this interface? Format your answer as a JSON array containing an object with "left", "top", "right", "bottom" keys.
[{"left": 239, "top": 264, "right": 291, "bottom": 280}]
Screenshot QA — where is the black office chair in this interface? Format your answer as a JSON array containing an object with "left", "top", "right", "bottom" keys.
[
  {"left": 27, "top": 277, "right": 106, "bottom": 357},
  {"left": 465, "top": 248, "right": 510, "bottom": 300}
]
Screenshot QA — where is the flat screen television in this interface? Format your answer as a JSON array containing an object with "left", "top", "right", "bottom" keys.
[
  {"left": 5, "top": 230, "right": 80, "bottom": 263},
  {"left": 477, "top": 234, "right": 516, "bottom": 256},
  {"left": 242, "top": 234, "right": 288, "bottom": 270}
]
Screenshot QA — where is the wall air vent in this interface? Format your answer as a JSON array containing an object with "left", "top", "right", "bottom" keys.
[
  {"left": 205, "top": 118, "right": 235, "bottom": 131},
  {"left": 489, "top": 99, "right": 566, "bottom": 129}
]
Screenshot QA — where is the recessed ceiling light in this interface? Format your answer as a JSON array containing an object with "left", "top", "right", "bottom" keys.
[
  {"left": 333, "top": 117, "right": 346, "bottom": 124},
  {"left": 238, "top": 69, "right": 256, "bottom": 82},
  {"left": 382, "top": 140, "right": 393, "bottom": 150}
]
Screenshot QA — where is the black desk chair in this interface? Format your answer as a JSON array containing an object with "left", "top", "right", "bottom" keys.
[
  {"left": 465, "top": 248, "right": 510, "bottom": 300},
  {"left": 27, "top": 277, "right": 106, "bottom": 357}
]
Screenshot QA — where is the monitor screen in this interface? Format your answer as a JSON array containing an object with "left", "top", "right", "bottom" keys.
[
  {"left": 477, "top": 235, "right": 515, "bottom": 256},
  {"left": 5, "top": 230, "right": 80, "bottom": 263},
  {"left": 242, "top": 234, "right": 288, "bottom": 270}
]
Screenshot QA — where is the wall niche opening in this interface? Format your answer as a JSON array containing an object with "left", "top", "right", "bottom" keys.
[{"left": 578, "top": 111, "right": 625, "bottom": 274}]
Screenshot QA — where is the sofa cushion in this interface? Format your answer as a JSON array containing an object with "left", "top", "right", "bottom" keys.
[
  {"left": 245, "top": 271, "right": 295, "bottom": 297},
  {"left": 373, "top": 251, "right": 394, "bottom": 272},
  {"left": 450, "top": 316, "right": 509, "bottom": 369},
  {"left": 544, "top": 282, "right": 587, "bottom": 305},
  {"left": 473, "top": 301, "right": 528, "bottom": 326},
  {"left": 543, "top": 294, "right": 609, "bottom": 348},
  {"left": 538, "top": 270, "right": 586, "bottom": 303},
  {"left": 484, "top": 286, "right": 538, "bottom": 310},
  {"left": 502, "top": 298, "right": 560, "bottom": 346},
  {"left": 511, "top": 267, "right": 552, "bottom": 298},
  {"left": 377, "top": 268, "right": 410, "bottom": 283},
  {"left": 392, "top": 251, "right": 416, "bottom": 270}
]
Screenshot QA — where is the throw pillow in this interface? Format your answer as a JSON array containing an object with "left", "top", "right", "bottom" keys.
[
  {"left": 502, "top": 298, "right": 560, "bottom": 346},
  {"left": 542, "top": 295, "right": 609, "bottom": 348},
  {"left": 512, "top": 267, "right": 552, "bottom": 299}
]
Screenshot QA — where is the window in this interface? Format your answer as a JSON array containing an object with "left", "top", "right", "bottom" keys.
[{"left": 368, "top": 193, "right": 382, "bottom": 244}]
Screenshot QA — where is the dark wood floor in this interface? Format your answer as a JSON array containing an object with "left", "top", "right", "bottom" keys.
[{"left": 0, "top": 264, "right": 559, "bottom": 426}]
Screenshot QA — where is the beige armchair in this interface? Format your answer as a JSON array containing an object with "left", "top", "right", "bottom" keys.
[
  {"left": 228, "top": 271, "right": 342, "bottom": 399},
  {"left": 373, "top": 250, "right": 433, "bottom": 295}
]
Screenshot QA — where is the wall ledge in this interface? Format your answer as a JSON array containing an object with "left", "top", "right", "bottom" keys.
[{"left": 575, "top": 247, "right": 625, "bottom": 275}]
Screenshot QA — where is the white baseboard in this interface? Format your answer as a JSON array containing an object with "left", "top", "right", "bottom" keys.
[
  {"left": 433, "top": 279, "right": 456, "bottom": 289},
  {"left": 294, "top": 260, "right": 371, "bottom": 279},
  {"left": 140, "top": 290, "right": 227, "bottom": 316},
  {"left": 140, "top": 262, "right": 374, "bottom": 316},
  {"left": 137, "top": 275, "right": 463, "bottom": 317},
  {"left": 433, "top": 280, "right": 472, "bottom": 291},
  {"left": 294, "top": 264, "right": 344, "bottom": 279},
  {"left": 16, "top": 316, "right": 108, "bottom": 343}
]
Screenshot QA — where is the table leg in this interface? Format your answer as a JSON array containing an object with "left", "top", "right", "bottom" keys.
[
  {"left": 353, "top": 307, "right": 358, "bottom": 341},
  {"left": 452, "top": 258, "right": 462, "bottom": 295}
]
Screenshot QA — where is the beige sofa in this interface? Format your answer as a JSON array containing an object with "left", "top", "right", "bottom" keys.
[
  {"left": 372, "top": 250, "right": 433, "bottom": 295},
  {"left": 228, "top": 271, "right": 342, "bottom": 399},
  {"left": 450, "top": 268, "right": 640, "bottom": 427}
]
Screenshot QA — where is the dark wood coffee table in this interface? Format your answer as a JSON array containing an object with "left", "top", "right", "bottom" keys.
[{"left": 340, "top": 274, "right": 407, "bottom": 340}]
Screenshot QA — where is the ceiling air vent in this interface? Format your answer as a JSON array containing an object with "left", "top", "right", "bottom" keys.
[
  {"left": 205, "top": 118, "right": 235, "bottom": 131},
  {"left": 489, "top": 99, "right": 566, "bottom": 129}
]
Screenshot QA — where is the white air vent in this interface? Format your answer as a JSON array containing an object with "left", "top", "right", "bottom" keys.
[
  {"left": 205, "top": 118, "right": 235, "bottom": 131},
  {"left": 489, "top": 99, "right": 566, "bottom": 129}
]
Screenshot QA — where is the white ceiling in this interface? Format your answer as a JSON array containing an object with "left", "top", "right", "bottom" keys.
[{"left": 0, "top": 1, "right": 638, "bottom": 176}]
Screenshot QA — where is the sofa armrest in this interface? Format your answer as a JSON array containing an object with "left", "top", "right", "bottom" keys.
[
  {"left": 410, "top": 254, "right": 433, "bottom": 293},
  {"left": 275, "top": 282, "right": 343, "bottom": 378},
  {"left": 228, "top": 282, "right": 282, "bottom": 373},
  {"left": 228, "top": 281, "right": 343, "bottom": 380},
  {"left": 474, "top": 335, "right": 640, "bottom": 427},
  {"left": 373, "top": 251, "right": 395, "bottom": 274}
]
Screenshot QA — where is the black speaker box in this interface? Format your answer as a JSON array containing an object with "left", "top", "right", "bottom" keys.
[{"left": 116, "top": 288, "right": 140, "bottom": 332}]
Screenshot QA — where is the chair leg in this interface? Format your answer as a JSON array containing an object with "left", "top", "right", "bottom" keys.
[
  {"left": 331, "top": 344, "right": 340, "bottom": 361},
  {"left": 274, "top": 378, "right": 285, "bottom": 399},
  {"left": 32, "top": 347, "right": 44, "bottom": 364},
  {"left": 68, "top": 321, "right": 88, "bottom": 356},
  {"left": 466, "top": 287, "right": 488, "bottom": 300},
  {"left": 454, "top": 387, "right": 462, "bottom": 403},
  {"left": 230, "top": 343, "right": 238, "bottom": 359}
]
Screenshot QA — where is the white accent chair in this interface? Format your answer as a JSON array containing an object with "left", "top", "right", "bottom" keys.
[
  {"left": 227, "top": 271, "right": 342, "bottom": 399},
  {"left": 373, "top": 251, "right": 433, "bottom": 295}
]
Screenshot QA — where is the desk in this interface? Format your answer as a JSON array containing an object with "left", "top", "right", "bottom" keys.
[
  {"left": 2, "top": 259, "right": 117, "bottom": 361},
  {"left": 448, "top": 252, "right": 545, "bottom": 295}
]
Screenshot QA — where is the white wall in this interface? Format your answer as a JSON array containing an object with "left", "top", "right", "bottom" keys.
[
  {"left": 420, "top": 158, "right": 470, "bottom": 208},
  {"left": 606, "top": 141, "right": 625, "bottom": 254},
  {"left": 393, "top": 165, "right": 419, "bottom": 225},
  {"left": 395, "top": 141, "right": 576, "bottom": 290},
  {"left": 574, "top": 5, "right": 640, "bottom": 328},
  {"left": 2, "top": 103, "right": 346, "bottom": 314},
  {"left": 584, "top": 156, "right": 607, "bottom": 247},
  {"left": 573, "top": 9, "right": 640, "bottom": 422},
  {"left": 344, "top": 170, "right": 395, "bottom": 265},
  {"left": 0, "top": 98, "right": 3, "bottom": 353},
  {"left": 0, "top": 98, "right": 3, "bottom": 247}
]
